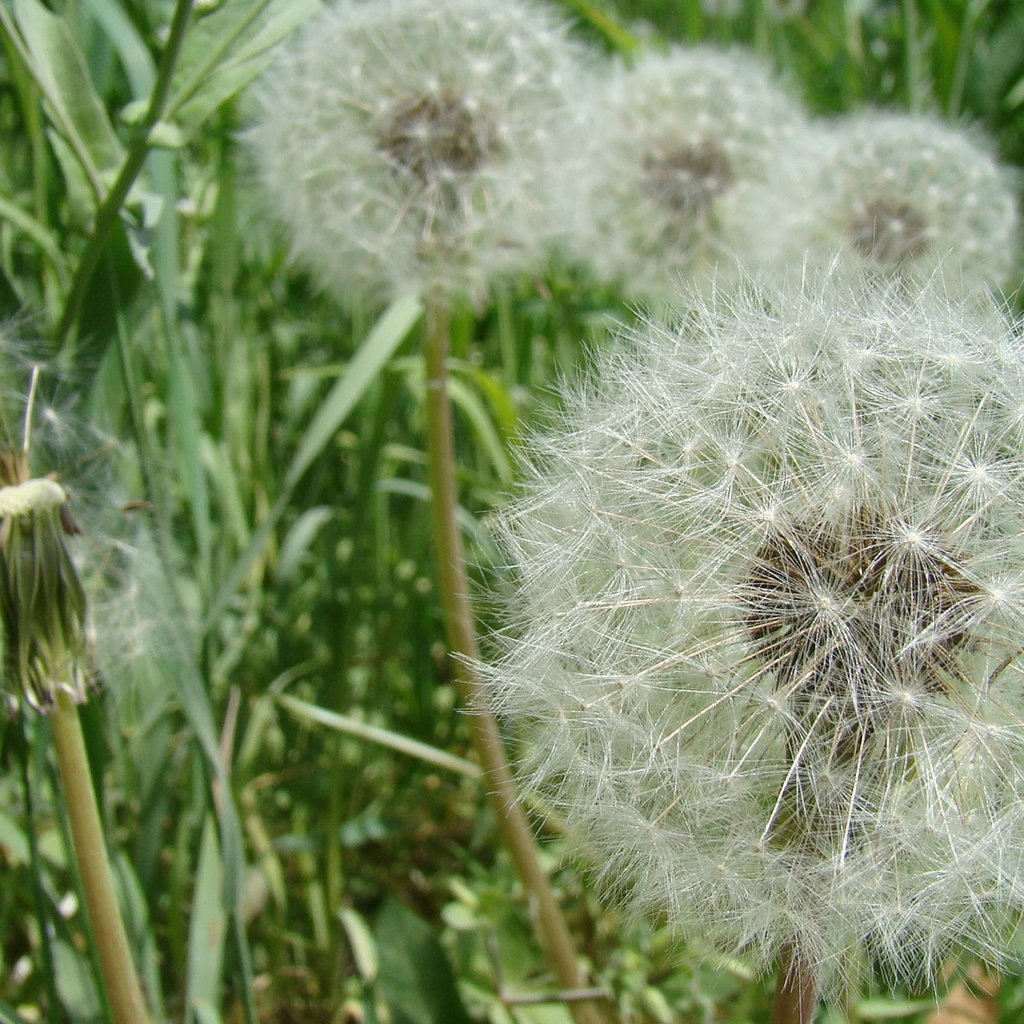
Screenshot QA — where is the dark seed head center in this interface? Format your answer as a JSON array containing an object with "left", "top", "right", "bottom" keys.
[
  {"left": 642, "top": 140, "right": 735, "bottom": 219},
  {"left": 848, "top": 198, "right": 929, "bottom": 268},
  {"left": 378, "top": 90, "right": 497, "bottom": 184}
]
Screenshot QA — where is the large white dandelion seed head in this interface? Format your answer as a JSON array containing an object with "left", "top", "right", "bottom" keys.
[
  {"left": 558, "top": 47, "right": 808, "bottom": 309},
  {"left": 774, "top": 112, "right": 1020, "bottom": 293},
  {"left": 483, "top": 270, "right": 1024, "bottom": 995},
  {"left": 244, "top": 0, "right": 586, "bottom": 305}
]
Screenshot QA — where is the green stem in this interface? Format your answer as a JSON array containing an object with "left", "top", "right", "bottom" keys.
[
  {"left": 422, "top": 298, "right": 611, "bottom": 1024},
  {"left": 54, "top": 0, "right": 195, "bottom": 347},
  {"left": 50, "top": 691, "right": 153, "bottom": 1024},
  {"left": 771, "top": 943, "right": 819, "bottom": 1024}
]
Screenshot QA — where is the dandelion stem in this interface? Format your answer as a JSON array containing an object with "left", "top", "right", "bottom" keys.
[
  {"left": 771, "top": 943, "right": 819, "bottom": 1024},
  {"left": 50, "top": 691, "right": 152, "bottom": 1024},
  {"left": 422, "top": 297, "right": 611, "bottom": 1024}
]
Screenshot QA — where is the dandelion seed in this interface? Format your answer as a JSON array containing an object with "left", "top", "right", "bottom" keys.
[{"left": 483, "top": 269, "right": 1024, "bottom": 1003}]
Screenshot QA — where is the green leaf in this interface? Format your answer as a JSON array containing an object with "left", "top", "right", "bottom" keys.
[
  {"left": 339, "top": 908, "right": 379, "bottom": 982},
  {"left": 276, "top": 505, "right": 333, "bottom": 583},
  {"left": 0, "top": 1002, "right": 33, "bottom": 1024},
  {"left": 375, "top": 899, "right": 475, "bottom": 1024},
  {"left": 0, "top": 190, "right": 69, "bottom": 284},
  {"left": 8, "top": 0, "right": 124, "bottom": 197},
  {"left": 447, "top": 376, "right": 513, "bottom": 483},
  {"left": 204, "top": 293, "right": 421, "bottom": 632},
  {"left": 53, "top": 938, "right": 101, "bottom": 1019},
  {"left": 287, "top": 293, "right": 422, "bottom": 488},
  {"left": 277, "top": 694, "right": 481, "bottom": 779},
  {"left": 186, "top": 817, "right": 226, "bottom": 1023},
  {"left": 82, "top": 0, "right": 156, "bottom": 98},
  {"left": 0, "top": 810, "right": 28, "bottom": 865},
  {"left": 168, "top": 0, "right": 321, "bottom": 128}
]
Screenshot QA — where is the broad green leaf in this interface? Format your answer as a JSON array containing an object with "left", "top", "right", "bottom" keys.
[
  {"left": 0, "top": 809, "right": 28, "bottom": 865},
  {"left": 9, "top": 0, "right": 124, "bottom": 197},
  {"left": 375, "top": 899, "right": 475, "bottom": 1024},
  {"left": 82, "top": 0, "right": 155, "bottom": 97},
  {"left": 339, "top": 908, "right": 378, "bottom": 982},
  {"left": 53, "top": 938, "right": 101, "bottom": 1019},
  {"left": 0, "top": 1002, "right": 33, "bottom": 1024},
  {"left": 168, "top": 0, "right": 321, "bottom": 128}
]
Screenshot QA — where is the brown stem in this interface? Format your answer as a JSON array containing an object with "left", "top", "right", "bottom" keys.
[
  {"left": 423, "top": 297, "right": 612, "bottom": 1024},
  {"left": 50, "top": 691, "right": 153, "bottom": 1024},
  {"left": 771, "top": 943, "right": 819, "bottom": 1024}
]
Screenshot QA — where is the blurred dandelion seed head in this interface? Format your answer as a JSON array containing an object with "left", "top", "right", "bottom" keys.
[
  {"left": 559, "top": 47, "right": 807, "bottom": 307},
  {"left": 483, "top": 269, "right": 1024, "bottom": 993},
  {"left": 781, "top": 113, "right": 1020, "bottom": 291},
  {"left": 244, "top": 0, "right": 586, "bottom": 304}
]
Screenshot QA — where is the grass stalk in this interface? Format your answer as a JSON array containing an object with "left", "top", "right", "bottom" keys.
[
  {"left": 49, "top": 691, "right": 153, "bottom": 1024},
  {"left": 771, "top": 944, "right": 819, "bottom": 1024},
  {"left": 422, "top": 297, "right": 611, "bottom": 1024}
]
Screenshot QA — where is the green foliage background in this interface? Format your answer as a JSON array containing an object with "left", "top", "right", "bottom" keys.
[{"left": 0, "top": 0, "right": 1021, "bottom": 1022}]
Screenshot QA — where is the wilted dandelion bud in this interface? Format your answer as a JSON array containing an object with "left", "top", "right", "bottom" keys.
[
  {"left": 245, "top": 0, "right": 586, "bottom": 304},
  {"left": 0, "top": 359, "right": 144, "bottom": 716},
  {"left": 0, "top": 454, "right": 88, "bottom": 712},
  {"left": 782, "top": 113, "right": 1019, "bottom": 292},
  {"left": 484, "top": 270, "right": 1024, "bottom": 996},
  {"left": 560, "top": 47, "right": 807, "bottom": 307}
]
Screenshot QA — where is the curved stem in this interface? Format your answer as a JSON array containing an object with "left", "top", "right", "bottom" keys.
[
  {"left": 422, "top": 298, "right": 611, "bottom": 1024},
  {"left": 771, "top": 943, "right": 819, "bottom": 1024},
  {"left": 50, "top": 692, "right": 153, "bottom": 1024},
  {"left": 54, "top": 0, "right": 195, "bottom": 347}
]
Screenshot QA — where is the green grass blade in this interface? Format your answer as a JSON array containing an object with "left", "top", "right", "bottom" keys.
[
  {"left": 287, "top": 293, "right": 422, "bottom": 488},
  {"left": 277, "top": 694, "right": 481, "bottom": 779},
  {"left": 204, "top": 293, "right": 421, "bottom": 632},
  {"left": 185, "top": 817, "right": 226, "bottom": 1024}
]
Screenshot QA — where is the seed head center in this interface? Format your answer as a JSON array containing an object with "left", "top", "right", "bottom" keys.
[
  {"left": 641, "top": 140, "right": 735, "bottom": 220},
  {"left": 742, "top": 506, "right": 978, "bottom": 712},
  {"left": 378, "top": 90, "right": 497, "bottom": 184},
  {"left": 848, "top": 198, "right": 929, "bottom": 267}
]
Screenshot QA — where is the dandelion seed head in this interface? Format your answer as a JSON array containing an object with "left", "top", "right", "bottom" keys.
[
  {"left": 244, "top": 0, "right": 586, "bottom": 305},
  {"left": 483, "top": 270, "right": 1024, "bottom": 994},
  {"left": 774, "top": 113, "right": 1019, "bottom": 293},
  {"left": 558, "top": 46, "right": 808, "bottom": 308}
]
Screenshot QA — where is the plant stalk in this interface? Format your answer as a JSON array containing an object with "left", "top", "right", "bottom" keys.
[
  {"left": 54, "top": 0, "right": 196, "bottom": 346},
  {"left": 50, "top": 691, "right": 153, "bottom": 1024},
  {"left": 422, "top": 297, "right": 611, "bottom": 1024},
  {"left": 771, "top": 943, "right": 819, "bottom": 1024}
]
